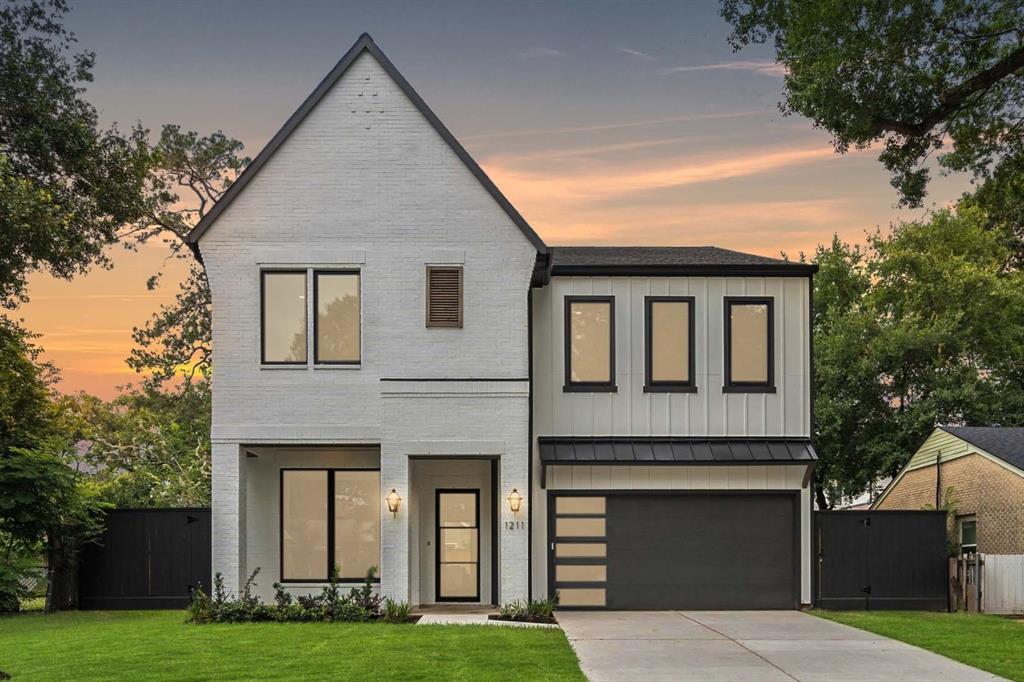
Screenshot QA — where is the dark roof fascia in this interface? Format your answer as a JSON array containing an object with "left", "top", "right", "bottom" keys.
[
  {"left": 538, "top": 436, "right": 814, "bottom": 444},
  {"left": 531, "top": 251, "right": 553, "bottom": 287},
  {"left": 549, "top": 263, "right": 818, "bottom": 278},
  {"left": 186, "top": 33, "right": 547, "bottom": 255}
]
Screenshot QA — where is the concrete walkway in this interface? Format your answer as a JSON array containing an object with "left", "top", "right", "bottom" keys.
[{"left": 557, "top": 610, "right": 1004, "bottom": 682}]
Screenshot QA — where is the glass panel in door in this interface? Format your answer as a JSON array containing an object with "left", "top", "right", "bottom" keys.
[{"left": 437, "top": 491, "right": 479, "bottom": 601}]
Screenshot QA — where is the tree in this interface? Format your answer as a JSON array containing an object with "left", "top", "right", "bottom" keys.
[
  {"left": 123, "top": 125, "right": 247, "bottom": 387},
  {"left": 0, "top": 0, "right": 149, "bottom": 309},
  {"left": 53, "top": 381, "right": 212, "bottom": 508},
  {"left": 722, "top": 1, "right": 1024, "bottom": 209},
  {"left": 811, "top": 208, "right": 1024, "bottom": 507},
  {"left": 0, "top": 320, "right": 105, "bottom": 612}
]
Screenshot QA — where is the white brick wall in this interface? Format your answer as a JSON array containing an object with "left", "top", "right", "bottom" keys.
[{"left": 201, "top": 51, "right": 537, "bottom": 601}]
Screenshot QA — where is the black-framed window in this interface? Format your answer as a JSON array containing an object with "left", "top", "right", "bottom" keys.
[
  {"left": 280, "top": 468, "right": 381, "bottom": 583},
  {"left": 645, "top": 296, "right": 696, "bottom": 393},
  {"left": 564, "top": 296, "right": 616, "bottom": 392},
  {"left": 261, "top": 270, "right": 307, "bottom": 364},
  {"left": 723, "top": 297, "right": 775, "bottom": 392},
  {"left": 314, "top": 271, "right": 361, "bottom": 364}
]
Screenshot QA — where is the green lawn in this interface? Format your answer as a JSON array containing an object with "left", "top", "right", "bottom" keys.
[
  {"left": 813, "top": 610, "right": 1024, "bottom": 682},
  {"left": 0, "top": 610, "right": 584, "bottom": 681}
]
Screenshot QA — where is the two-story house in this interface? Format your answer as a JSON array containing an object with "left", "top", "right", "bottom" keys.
[{"left": 188, "top": 33, "right": 817, "bottom": 610}]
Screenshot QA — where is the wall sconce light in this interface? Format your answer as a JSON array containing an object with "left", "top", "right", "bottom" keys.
[
  {"left": 385, "top": 488, "right": 402, "bottom": 517},
  {"left": 507, "top": 488, "right": 524, "bottom": 515}
]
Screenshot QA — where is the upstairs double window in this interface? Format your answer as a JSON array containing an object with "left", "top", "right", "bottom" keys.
[{"left": 261, "top": 270, "right": 361, "bottom": 365}]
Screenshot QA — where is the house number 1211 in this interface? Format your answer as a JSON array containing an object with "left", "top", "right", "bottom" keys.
[{"left": 504, "top": 520, "right": 526, "bottom": 530}]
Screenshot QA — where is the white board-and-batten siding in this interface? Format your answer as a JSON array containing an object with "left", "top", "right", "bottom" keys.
[{"left": 531, "top": 276, "right": 811, "bottom": 439}]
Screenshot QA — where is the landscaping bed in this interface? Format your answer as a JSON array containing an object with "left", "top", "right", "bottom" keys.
[{"left": 812, "top": 610, "right": 1024, "bottom": 682}]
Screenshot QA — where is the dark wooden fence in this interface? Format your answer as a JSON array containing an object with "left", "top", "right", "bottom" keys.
[
  {"left": 78, "top": 508, "right": 211, "bottom": 610},
  {"left": 815, "top": 510, "right": 948, "bottom": 610}
]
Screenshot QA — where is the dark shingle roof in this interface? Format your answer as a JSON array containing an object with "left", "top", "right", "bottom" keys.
[
  {"left": 548, "top": 246, "right": 817, "bottom": 276},
  {"left": 940, "top": 426, "right": 1024, "bottom": 471}
]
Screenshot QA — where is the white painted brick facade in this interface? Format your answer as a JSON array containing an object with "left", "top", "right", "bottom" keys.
[{"left": 199, "top": 51, "right": 536, "bottom": 602}]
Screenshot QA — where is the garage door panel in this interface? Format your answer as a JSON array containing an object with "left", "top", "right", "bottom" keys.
[{"left": 553, "top": 493, "right": 797, "bottom": 610}]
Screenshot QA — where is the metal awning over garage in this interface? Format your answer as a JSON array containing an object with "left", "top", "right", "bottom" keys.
[{"left": 538, "top": 437, "right": 817, "bottom": 487}]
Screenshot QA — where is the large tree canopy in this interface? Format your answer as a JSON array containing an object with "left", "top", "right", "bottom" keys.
[
  {"left": 0, "top": 0, "right": 148, "bottom": 308},
  {"left": 124, "top": 125, "right": 247, "bottom": 386},
  {"left": 722, "top": 1, "right": 1024, "bottom": 210},
  {"left": 812, "top": 207, "right": 1024, "bottom": 507}
]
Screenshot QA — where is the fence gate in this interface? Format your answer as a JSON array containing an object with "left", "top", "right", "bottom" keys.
[
  {"left": 815, "top": 510, "right": 948, "bottom": 610},
  {"left": 78, "top": 508, "right": 211, "bottom": 609}
]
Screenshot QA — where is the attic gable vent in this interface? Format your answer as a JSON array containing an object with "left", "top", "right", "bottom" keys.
[{"left": 426, "top": 266, "right": 463, "bottom": 328}]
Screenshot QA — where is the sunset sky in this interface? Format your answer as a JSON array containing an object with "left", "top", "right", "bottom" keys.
[{"left": 20, "top": 0, "right": 967, "bottom": 398}]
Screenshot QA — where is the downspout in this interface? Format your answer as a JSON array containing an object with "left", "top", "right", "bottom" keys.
[{"left": 935, "top": 450, "right": 942, "bottom": 508}]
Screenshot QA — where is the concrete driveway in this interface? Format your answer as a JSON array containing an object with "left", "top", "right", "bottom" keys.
[{"left": 557, "top": 611, "right": 1003, "bottom": 682}]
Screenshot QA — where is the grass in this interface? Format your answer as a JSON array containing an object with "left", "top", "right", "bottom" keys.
[
  {"left": 0, "top": 610, "right": 584, "bottom": 681},
  {"left": 813, "top": 610, "right": 1024, "bottom": 682}
]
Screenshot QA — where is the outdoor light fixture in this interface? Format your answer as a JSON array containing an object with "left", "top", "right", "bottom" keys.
[
  {"left": 385, "top": 488, "right": 402, "bottom": 517},
  {"left": 507, "top": 488, "right": 524, "bottom": 515}
]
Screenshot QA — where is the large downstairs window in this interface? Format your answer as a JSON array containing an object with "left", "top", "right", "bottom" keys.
[
  {"left": 564, "top": 296, "right": 616, "bottom": 392},
  {"left": 281, "top": 469, "right": 381, "bottom": 582},
  {"left": 724, "top": 297, "right": 775, "bottom": 392}
]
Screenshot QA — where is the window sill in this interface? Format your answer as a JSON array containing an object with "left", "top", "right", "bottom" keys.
[
  {"left": 260, "top": 364, "right": 307, "bottom": 370},
  {"left": 722, "top": 385, "right": 777, "bottom": 394},
  {"left": 644, "top": 384, "right": 698, "bottom": 393},
  {"left": 563, "top": 384, "right": 618, "bottom": 393},
  {"left": 313, "top": 363, "right": 361, "bottom": 370}
]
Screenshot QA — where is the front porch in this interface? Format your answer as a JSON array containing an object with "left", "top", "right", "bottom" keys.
[{"left": 212, "top": 443, "right": 526, "bottom": 606}]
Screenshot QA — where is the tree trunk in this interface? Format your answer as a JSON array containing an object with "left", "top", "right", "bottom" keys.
[{"left": 44, "top": 533, "right": 79, "bottom": 612}]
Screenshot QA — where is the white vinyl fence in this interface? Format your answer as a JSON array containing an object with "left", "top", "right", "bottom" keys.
[{"left": 982, "top": 554, "right": 1024, "bottom": 615}]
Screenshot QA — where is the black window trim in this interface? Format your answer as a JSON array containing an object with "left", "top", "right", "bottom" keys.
[
  {"left": 260, "top": 269, "right": 308, "bottom": 366},
  {"left": 313, "top": 269, "right": 362, "bottom": 366},
  {"left": 644, "top": 295, "right": 697, "bottom": 393},
  {"left": 563, "top": 295, "right": 617, "bottom": 393},
  {"left": 279, "top": 467, "right": 382, "bottom": 584},
  {"left": 723, "top": 296, "right": 776, "bottom": 393}
]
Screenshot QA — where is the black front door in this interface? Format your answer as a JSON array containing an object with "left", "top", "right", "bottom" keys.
[{"left": 436, "top": 489, "right": 480, "bottom": 602}]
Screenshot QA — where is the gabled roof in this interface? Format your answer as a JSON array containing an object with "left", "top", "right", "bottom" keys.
[
  {"left": 187, "top": 33, "right": 546, "bottom": 253},
  {"left": 548, "top": 246, "right": 817, "bottom": 277},
  {"left": 939, "top": 426, "right": 1024, "bottom": 471}
]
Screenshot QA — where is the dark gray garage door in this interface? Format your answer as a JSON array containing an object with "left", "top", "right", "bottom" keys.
[{"left": 550, "top": 493, "right": 798, "bottom": 610}]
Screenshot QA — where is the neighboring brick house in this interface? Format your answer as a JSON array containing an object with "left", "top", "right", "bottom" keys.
[
  {"left": 874, "top": 427, "right": 1024, "bottom": 555},
  {"left": 189, "top": 33, "right": 819, "bottom": 610}
]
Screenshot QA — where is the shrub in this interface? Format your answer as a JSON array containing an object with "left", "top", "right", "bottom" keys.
[
  {"left": 383, "top": 598, "right": 413, "bottom": 623},
  {"left": 496, "top": 596, "right": 557, "bottom": 623},
  {"left": 188, "top": 566, "right": 389, "bottom": 624}
]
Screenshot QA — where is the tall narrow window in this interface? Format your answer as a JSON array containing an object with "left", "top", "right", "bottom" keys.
[
  {"left": 281, "top": 468, "right": 382, "bottom": 582},
  {"left": 315, "top": 271, "right": 360, "bottom": 364},
  {"left": 645, "top": 296, "right": 695, "bottom": 392},
  {"left": 724, "top": 297, "right": 774, "bottom": 392},
  {"left": 333, "top": 470, "right": 380, "bottom": 580},
  {"left": 262, "top": 271, "right": 307, "bottom": 364},
  {"left": 426, "top": 266, "right": 463, "bottom": 328},
  {"left": 564, "top": 296, "right": 616, "bottom": 392},
  {"left": 281, "top": 470, "right": 328, "bottom": 581}
]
